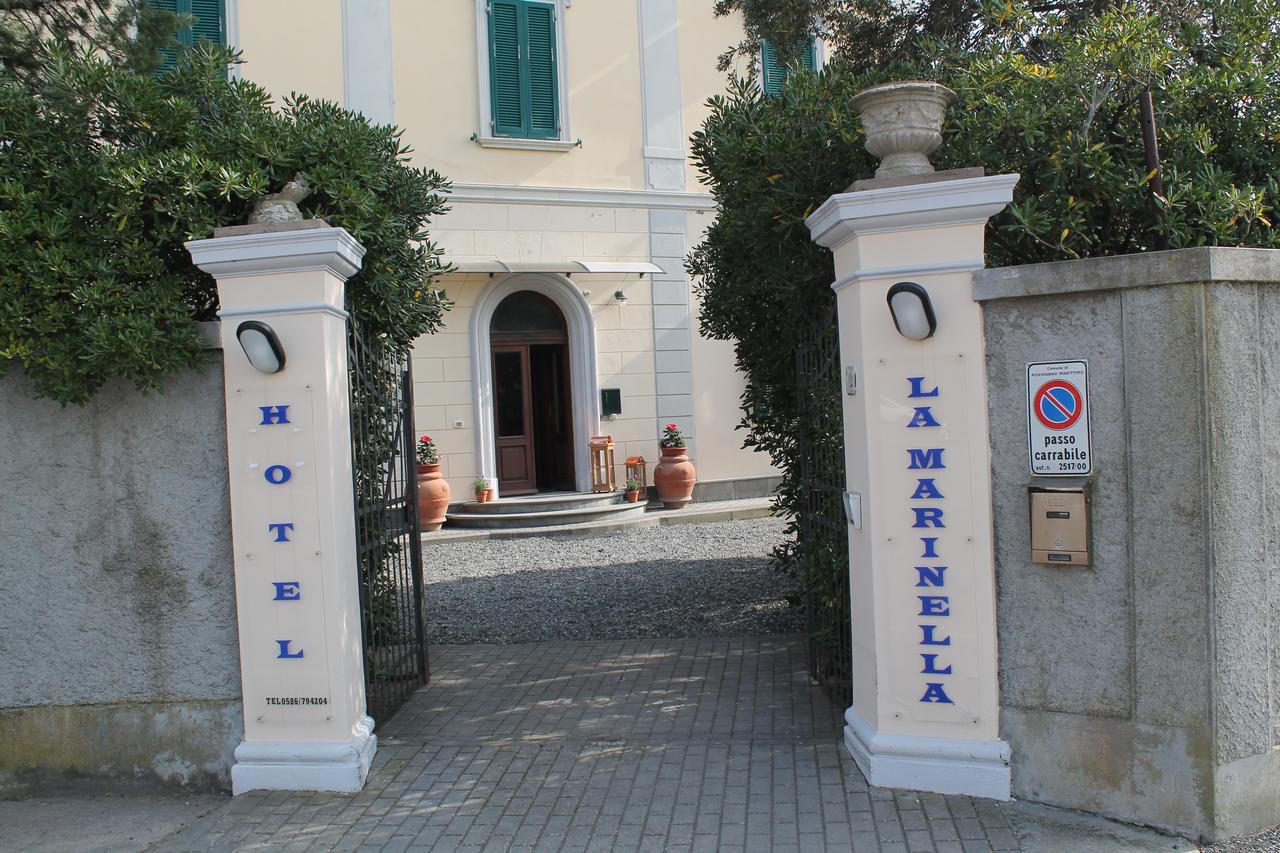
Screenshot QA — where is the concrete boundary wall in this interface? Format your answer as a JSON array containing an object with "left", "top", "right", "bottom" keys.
[
  {"left": 975, "top": 247, "right": 1280, "bottom": 840},
  {"left": 0, "top": 329, "right": 240, "bottom": 795}
]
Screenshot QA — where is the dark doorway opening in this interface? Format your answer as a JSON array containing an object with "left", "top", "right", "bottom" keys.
[{"left": 490, "top": 291, "right": 575, "bottom": 495}]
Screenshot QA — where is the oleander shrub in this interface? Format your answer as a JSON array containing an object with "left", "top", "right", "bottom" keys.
[
  {"left": 689, "top": 0, "right": 1280, "bottom": 673},
  {"left": 1, "top": 37, "right": 451, "bottom": 405}
]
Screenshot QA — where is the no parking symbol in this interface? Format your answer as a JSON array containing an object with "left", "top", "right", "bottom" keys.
[{"left": 1027, "top": 361, "right": 1091, "bottom": 475}]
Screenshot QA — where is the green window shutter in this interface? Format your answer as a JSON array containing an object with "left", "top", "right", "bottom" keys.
[
  {"left": 489, "top": 0, "right": 526, "bottom": 136},
  {"left": 149, "top": 0, "right": 223, "bottom": 72},
  {"left": 488, "top": 0, "right": 560, "bottom": 139},
  {"left": 761, "top": 36, "right": 817, "bottom": 96},
  {"left": 761, "top": 38, "right": 785, "bottom": 96},
  {"left": 524, "top": 2, "right": 559, "bottom": 139},
  {"left": 188, "top": 0, "right": 226, "bottom": 46},
  {"left": 149, "top": 0, "right": 180, "bottom": 71}
]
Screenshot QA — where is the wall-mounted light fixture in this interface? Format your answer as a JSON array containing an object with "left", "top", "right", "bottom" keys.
[
  {"left": 236, "top": 320, "right": 286, "bottom": 374},
  {"left": 614, "top": 289, "right": 628, "bottom": 304},
  {"left": 886, "top": 282, "right": 937, "bottom": 341}
]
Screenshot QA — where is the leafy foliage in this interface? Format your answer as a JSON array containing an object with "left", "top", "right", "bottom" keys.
[
  {"left": 687, "top": 68, "right": 873, "bottom": 634},
  {"left": 1, "top": 39, "right": 451, "bottom": 404},
  {"left": 0, "top": 0, "right": 179, "bottom": 77},
  {"left": 690, "top": 0, "right": 1280, "bottom": 662}
]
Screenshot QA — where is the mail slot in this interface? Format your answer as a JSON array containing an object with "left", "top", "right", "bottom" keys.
[{"left": 1029, "top": 486, "right": 1090, "bottom": 566}]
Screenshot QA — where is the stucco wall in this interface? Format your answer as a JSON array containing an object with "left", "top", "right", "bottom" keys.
[
  {"left": 975, "top": 247, "right": 1280, "bottom": 841},
  {"left": 0, "top": 350, "right": 241, "bottom": 794}
]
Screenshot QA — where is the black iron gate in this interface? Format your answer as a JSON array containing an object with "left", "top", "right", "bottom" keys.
[
  {"left": 795, "top": 307, "right": 852, "bottom": 708},
  {"left": 348, "top": 318, "right": 429, "bottom": 725}
]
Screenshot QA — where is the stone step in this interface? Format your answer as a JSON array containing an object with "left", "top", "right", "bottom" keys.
[
  {"left": 424, "top": 497, "right": 774, "bottom": 544},
  {"left": 459, "top": 491, "right": 623, "bottom": 515},
  {"left": 446, "top": 499, "right": 649, "bottom": 530}
]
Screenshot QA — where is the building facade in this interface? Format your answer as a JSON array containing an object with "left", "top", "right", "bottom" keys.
[{"left": 220, "top": 0, "right": 783, "bottom": 497}]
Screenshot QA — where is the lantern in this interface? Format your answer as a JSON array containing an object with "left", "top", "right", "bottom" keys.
[
  {"left": 625, "top": 456, "right": 647, "bottom": 491},
  {"left": 590, "top": 436, "right": 616, "bottom": 493}
]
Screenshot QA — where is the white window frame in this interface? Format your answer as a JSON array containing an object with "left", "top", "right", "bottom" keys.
[{"left": 473, "top": 0, "right": 577, "bottom": 151}]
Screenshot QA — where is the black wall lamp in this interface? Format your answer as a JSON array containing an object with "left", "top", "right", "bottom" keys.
[
  {"left": 886, "top": 282, "right": 937, "bottom": 341},
  {"left": 236, "top": 320, "right": 286, "bottom": 374}
]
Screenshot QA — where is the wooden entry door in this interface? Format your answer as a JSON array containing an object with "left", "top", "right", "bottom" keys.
[{"left": 492, "top": 345, "right": 536, "bottom": 495}]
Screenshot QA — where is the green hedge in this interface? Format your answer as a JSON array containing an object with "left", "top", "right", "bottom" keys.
[
  {"left": 689, "top": 0, "right": 1280, "bottom": 585},
  {"left": 1, "top": 43, "right": 451, "bottom": 405}
]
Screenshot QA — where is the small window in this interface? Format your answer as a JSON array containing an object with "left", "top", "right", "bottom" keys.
[
  {"left": 150, "top": 0, "right": 226, "bottom": 71},
  {"left": 488, "top": 0, "right": 560, "bottom": 139},
  {"left": 761, "top": 37, "right": 817, "bottom": 96}
]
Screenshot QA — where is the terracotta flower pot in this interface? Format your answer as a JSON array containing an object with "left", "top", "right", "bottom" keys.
[
  {"left": 486, "top": 488, "right": 496, "bottom": 502},
  {"left": 624, "top": 490, "right": 641, "bottom": 503},
  {"left": 653, "top": 446, "right": 696, "bottom": 508},
  {"left": 474, "top": 489, "right": 490, "bottom": 504},
  {"left": 415, "top": 463, "right": 450, "bottom": 531}
]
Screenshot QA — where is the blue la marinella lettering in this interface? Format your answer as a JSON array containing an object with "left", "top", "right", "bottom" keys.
[
  {"left": 921, "top": 683, "right": 954, "bottom": 704},
  {"left": 915, "top": 565, "right": 946, "bottom": 587},
  {"left": 273, "top": 581, "right": 301, "bottom": 601},
  {"left": 906, "top": 407, "right": 941, "bottom": 428},
  {"left": 907, "top": 377, "right": 939, "bottom": 398},
  {"left": 905, "top": 376, "right": 955, "bottom": 706},
  {"left": 920, "top": 625, "right": 951, "bottom": 645},
  {"left": 911, "top": 507, "right": 945, "bottom": 528},
  {"left": 907, "top": 448, "right": 945, "bottom": 470},
  {"left": 276, "top": 640, "right": 304, "bottom": 659},
  {"left": 921, "top": 653, "right": 953, "bottom": 675},
  {"left": 911, "top": 478, "right": 943, "bottom": 500}
]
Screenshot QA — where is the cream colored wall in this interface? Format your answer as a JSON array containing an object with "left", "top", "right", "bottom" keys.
[
  {"left": 412, "top": 201, "right": 660, "bottom": 496},
  {"left": 236, "top": 0, "right": 345, "bottom": 104},
  {"left": 685, "top": 212, "right": 778, "bottom": 483},
  {"left": 389, "top": 0, "right": 646, "bottom": 190},
  {"left": 677, "top": 2, "right": 745, "bottom": 191}
]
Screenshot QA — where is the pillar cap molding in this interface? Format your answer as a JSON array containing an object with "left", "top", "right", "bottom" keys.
[
  {"left": 185, "top": 225, "right": 366, "bottom": 280},
  {"left": 806, "top": 173, "right": 1020, "bottom": 248}
]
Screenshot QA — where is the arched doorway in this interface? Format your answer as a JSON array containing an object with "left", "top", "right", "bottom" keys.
[{"left": 488, "top": 290, "right": 576, "bottom": 495}]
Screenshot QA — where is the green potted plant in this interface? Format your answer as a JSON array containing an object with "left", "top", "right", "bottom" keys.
[
  {"left": 473, "top": 477, "right": 492, "bottom": 504},
  {"left": 623, "top": 477, "right": 643, "bottom": 503},
  {"left": 415, "top": 436, "right": 450, "bottom": 531},
  {"left": 653, "top": 423, "right": 696, "bottom": 508}
]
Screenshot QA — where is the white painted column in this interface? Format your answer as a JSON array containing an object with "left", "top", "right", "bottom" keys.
[
  {"left": 342, "top": 0, "right": 395, "bottom": 125},
  {"left": 186, "top": 223, "right": 375, "bottom": 795},
  {"left": 637, "top": 0, "right": 696, "bottom": 446},
  {"left": 806, "top": 174, "right": 1019, "bottom": 800}
]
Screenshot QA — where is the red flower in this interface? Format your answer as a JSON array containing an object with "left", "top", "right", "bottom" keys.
[
  {"left": 420, "top": 435, "right": 431, "bottom": 443},
  {"left": 666, "top": 423, "right": 677, "bottom": 429}
]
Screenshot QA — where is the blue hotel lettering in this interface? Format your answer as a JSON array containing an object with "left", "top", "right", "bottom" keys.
[
  {"left": 260, "top": 404, "right": 304, "bottom": 661},
  {"left": 905, "top": 377, "right": 954, "bottom": 705}
]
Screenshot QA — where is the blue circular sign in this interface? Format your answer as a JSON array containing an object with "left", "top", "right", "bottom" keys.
[{"left": 1034, "top": 380, "right": 1082, "bottom": 430}]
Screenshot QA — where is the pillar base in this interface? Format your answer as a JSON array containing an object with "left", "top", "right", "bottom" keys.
[
  {"left": 844, "top": 706, "right": 1011, "bottom": 800},
  {"left": 231, "top": 715, "right": 376, "bottom": 795}
]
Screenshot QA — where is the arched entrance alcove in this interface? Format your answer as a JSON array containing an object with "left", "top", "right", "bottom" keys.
[{"left": 469, "top": 274, "right": 600, "bottom": 495}]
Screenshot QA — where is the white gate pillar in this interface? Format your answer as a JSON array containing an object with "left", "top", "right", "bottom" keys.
[
  {"left": 807, "top": 172, "right": 1019, "bottom": 799},
  {"left": 187, "top": 222, "right": 375, "bottom": 795}
]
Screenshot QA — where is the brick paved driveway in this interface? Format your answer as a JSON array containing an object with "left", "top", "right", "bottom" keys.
[{"left": 164, "top": 636, "right": 1036, "bottom": 852}]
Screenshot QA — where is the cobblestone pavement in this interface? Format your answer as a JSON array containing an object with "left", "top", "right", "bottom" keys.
[{"left": 157, "top": 636, "right": 1191, "bottom": 852}]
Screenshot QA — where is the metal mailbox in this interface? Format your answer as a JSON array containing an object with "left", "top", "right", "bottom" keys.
[{"left": 1029, "top": 486, "right": 1090, "bottom": 566}]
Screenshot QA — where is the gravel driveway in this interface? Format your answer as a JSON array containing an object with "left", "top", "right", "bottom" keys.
[{"left": 422, "top": 516, "right": 800, "bottom": 644}]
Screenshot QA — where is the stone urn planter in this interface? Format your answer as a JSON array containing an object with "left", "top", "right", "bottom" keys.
[
  {"left": 654, "top": 447, "right": 696, "bottom": 508},
  {"left": 415, "top": 463, "right": 450, "bottom": 531},
  {"left": 850, "top": 81, "right": 957, "bottom": 179}
]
